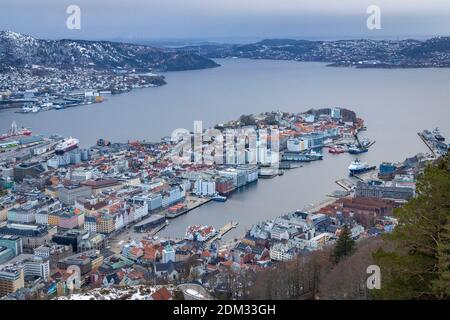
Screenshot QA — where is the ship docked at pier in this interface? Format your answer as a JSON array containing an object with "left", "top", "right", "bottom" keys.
[
  {"left": 0, "top": 121, "right": 32, "bottom": 141},
  {"left": 282, "top": 150, "right": 324, "bottom": 162},
  {"left": 211, "top": 194, "right": 227, "bottom": 202},
  {"left": 348, "top": 159, "right": 376, "bottom": 175},
  {"left": 347, "top": 133, "right": 374, "bottom": 154},
  {"left": 55, "top": 137, "right": 79, "bottom": 155}
]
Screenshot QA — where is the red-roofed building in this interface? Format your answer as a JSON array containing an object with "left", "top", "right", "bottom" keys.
[{"left": 151, "top": 287, "right": 172, "bottom": 300}]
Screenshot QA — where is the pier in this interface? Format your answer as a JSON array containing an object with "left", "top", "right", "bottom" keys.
[
  {"left": 148, "top": 223, "right": 167, "bottom": 237},
  {"left": 327, "top": 190, "right": 351, "bottom": 198},
  {"left": 165, "top": 196, "right": 212, "bottom": 219},
  {"left": 302, "top": 198, "right": 338, "bottom": 213},
  {"left": 352, "top": 169, "right": 379, "bottom": 182},
  {"left": 206, "top": 221, "right": 239, "bottom": 244},
  {"left": 335, "top": 178, "right": 355, "bottom": 191}
]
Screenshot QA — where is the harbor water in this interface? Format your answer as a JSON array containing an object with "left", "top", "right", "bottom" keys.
[{"left": 1, "top": 59, "right": 449, "bottom": 239}]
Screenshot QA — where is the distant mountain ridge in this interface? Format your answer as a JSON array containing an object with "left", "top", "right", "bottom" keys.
[
  {"left": 2, "top": 31, "right": 450, "bottom": 71},
  {"left": 178, "top": 36, "right": 450, "bottom": 68},
  {"left": 0, "top": 31, "right": 219, "bottom": 72}
]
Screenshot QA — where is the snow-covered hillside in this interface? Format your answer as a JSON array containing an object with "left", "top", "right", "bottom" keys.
[{"left": 0, "top": 31, "right": 219, "bottom": 72}]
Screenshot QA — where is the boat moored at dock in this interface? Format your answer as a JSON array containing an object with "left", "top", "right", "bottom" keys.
[
  {"left": 55, "top": 137, "right": 79, "bottom": 155},
  {"left": 0, "top": 121, "right": 32, "bottom": 141},
  {"left": 211, "top": 194, "right": 227, "bottom": 202},
  {"left": 329, "top": 145, "right": 346, "bottom": 154},
  {"left": 348, "top": 159, "right": 376, "bottom": 175},
  {"left": 348, "top": 145, "right": 368, "bottom": 154},
  {"left": 282, "top": 150, "right": 323, "bottom": 161}
]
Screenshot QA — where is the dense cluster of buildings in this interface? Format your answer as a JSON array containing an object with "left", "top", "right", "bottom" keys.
[
  {"left": 0, "top": 107, "right": 434, "bottom": 300},
  {"left": 193, "top": 37, "right": 450, "bottom": 68},
  {"left": 0, "top": 66, "right": 165, "bottom": 113}
]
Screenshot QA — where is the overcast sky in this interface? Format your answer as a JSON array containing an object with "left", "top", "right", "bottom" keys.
[{"left": 1, "top": 0, "right": 449, "bottom": 41}]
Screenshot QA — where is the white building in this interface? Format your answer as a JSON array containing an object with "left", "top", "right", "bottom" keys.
[
  {"left": 162, "top": 186, "right": 185, "bottom": 208},
  {"left": 308, "top": 233, "right": 333, "bottom": 250},
  {"left": 301, "top": 114, "right": 315, "bottom": 123},
  {"left": 7, "top": 207, "right": 36, "bottom": 224},
  {"left": 270, "top": 243, "right": 294, "bottom": 262},
  {"left": 47, "top": 154, "right": 71, "bottom": 168},
  {"left": 287, "top": 138, "right": 309, "bottom": 152},
  {"left": 351, "top": 225, "right": 365, "bottom": 239},
  {"left": 331, "top": 107, "right": 341, "bottom": 120},
  {"left": 84, "top": 216, "right": 97, "bottom": 233},
  {"left": 235, "top": 145, "right": 246, "bottom": 165},
  {"left": 32, "top": 144, "right": 52, "bottom": 156},
  {"left": 71, "top": 169, "right": 93, "bottom": 181},
  {"left": 114, "top": 209, "right": 134, "bottom": 232},
  {"left": 33, "top": 246, "right": 50, "bottom": 258},
  {"left": 245, "top": 149, "right": 257, "bottom": 165},
  {"left": 23, "top": 256, "right": 50, "bottom": 281},
  {"left": 237, "top": 165, "right": 259, "bottom": 183},
  {"left": 193, "top": 179, "right": 216, "bottom": 197},
  {"left": 132, "top": 193, "right": 162, "bottom": 212},
  {"left": 217, "top": 168, "right": 247, "bottom": 188},
  {"left": 132, "top": 203, "right": 149, "bottom": 221},
  {"left": 162, "top": 244, "right": 176, "bottom": 263},
  {"left": 270, "top": 227, "right": 290, "bottom": 241},
  {"left": 35, "top": 211, "right": 49, "bottom": 225},
  {"left": 257, "top": 141, "right": 270, "bottom": 165}
]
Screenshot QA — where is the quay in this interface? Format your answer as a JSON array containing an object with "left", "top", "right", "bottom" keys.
[
  {"left": 155, "top": 221, "right": 239, "bottom": 245},
  {"left": 165, "top": 196, "right": 212, "bottom": 219},
  {"left": 147, "top": 223, "right": 167, "bottom": 237},
  {"left": 259, "top": 167, "right": 280, "bottom": 178},
  {"left": 327, "top": 190, "right": 351, "bottom": 198},
  {"left": 335, "top": 178, "right": 355, "bottom": 191},
  {"left": 133, "top": 214, "right": 167, "bottom": 232},
  {"left": 206, "top": 221, "right": 239, "bottom": 244},
  {"left": 278, "top": 161, "right": 302, "bottom": 170},
  {"left": 302, "top": 198, "right": 338, "bottom": 213},
  {"left": 352, "top": 169, "right": 379, "bottom": 182}
]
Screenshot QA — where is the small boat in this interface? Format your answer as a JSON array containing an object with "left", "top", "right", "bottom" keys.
[
  {"left": 329, "top": 146, "right": 346, "bottom": 154},
  {"left": 432, "top": 127, "right": 441, "bottom": 135},
  {"left": 30, "top": 106, "right": 40, "bottom": 113},
  {"left": 212, "top": 195, "right": 227, "bottom": 202},
  {"left": 309, "top": 150, "right": 324, "bottom": 160},
  {"left": 348, "top": 145, "right": 368, "bottom": 154}
]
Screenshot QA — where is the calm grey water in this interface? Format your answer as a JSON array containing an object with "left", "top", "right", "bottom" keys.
[{"left": 1, "top": 59, "right": 449, "bottom": 239}]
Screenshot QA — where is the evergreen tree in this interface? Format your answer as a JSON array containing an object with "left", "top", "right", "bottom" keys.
[
  {"left": 333, "top": 225, "right": 355, "bottom": 263},
  {"left": 373, "top": 156, "right": 450, "bottom": 299}
]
